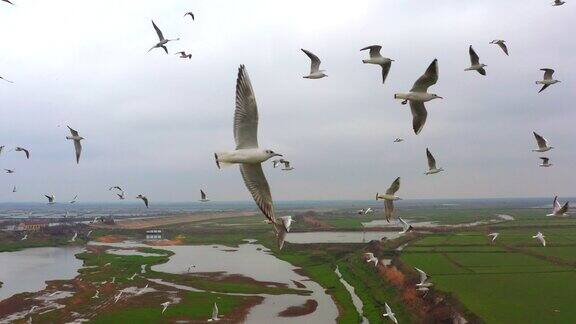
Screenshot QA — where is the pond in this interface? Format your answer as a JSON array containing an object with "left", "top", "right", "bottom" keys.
[{"left": 286, "top": 231, "right": 402, "bottom": 243}]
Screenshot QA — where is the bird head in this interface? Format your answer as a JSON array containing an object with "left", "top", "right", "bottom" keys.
[
  {"left": 264, "top": 149, "right": 282, "bottom": 158},
  {"left": 431, "top": 94, "right": 443, "bottom": 100}
]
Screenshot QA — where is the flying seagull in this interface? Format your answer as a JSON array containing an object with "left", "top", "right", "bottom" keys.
[
  {"left": 393, "top": 138, "right": 404, "bottom": 143},
  {"left": 109, "top": 186, "right": 123, "bottom": 191},
  {"left": 45, "top": 194, "right": 55, "bottom": 204},
  {"left": 148, "top": 20, "right": 179, "bottom": 54},
  {"left": 70, "top": 195, "right": 78, "bottom": 204},
  {"left": 364, "top": 252, "right": 379, "bottom": 266},
  {"left": 364, "top": 207, "right": 373, "bottom": 214},
  {"left": 301, "top": 49, "right": 327, "bottom": 79},
  {"left": 489, "top": 40, "right": 509, "bottom": 56},
  {"left": 184, "top": 11, "right": 195, "bottom": 20},
  {"left": 200, "top": 189, "right": 210, "bottom": 202},
  {"left": 383, "top": 303, "right": 398, "bottom": 324},
  {"left": 360, "top": 45, "right": 394, "bottom": 84},
  {"left": 12, "top": 186, "right": 16, "bottom": 193},
  {"left": 208, "top": 303, "right": 219, "bottom": 322},
  {"left": 532, "top": 132, "right": 553, "bottom": 152},
  {"left": 0, "top": 145, "right": 4, "bottom": 156},
  {"left": 425, "top": 148, "right": 444, "bottom": 175},
  {"left": 376, "top": 177, "right": 401, "bottom": 222},
  {"left": 415, "top": 267, "right": 433, "bottom": 288},
  {"left": 66, "top": 126, "right": 84, "bottom": 164},
  {"left": 137, "top": 284, "right": 149, "bottom": 295},
  {"left": 465, "top": 45, "right": 487, "bottom": 75},
  {"left": 69, "top": 232, "right": 77, "bottom": 242},
  {"left": 394, "top": 59, "right": 442, "bottom": 134},
  {"left": 136, "top": 194, "right": 149, "bottom": 208},
  {"left": 15, "top": 147, "right": 30, "bottom": 159},
  {"left": 532, "top": 232, "right": 546, "bottom": 247},
  {"left": 128, "top": 273, "right": 138, "bottom": 280},
  {"left": 0, "top": 75, "right": 14, "bottom": 82},
  {"left": 4, "top": 169, "right": 14, "bottom": 174},
  {"left": 1, "top": 0, "right": 14, "bottom": 5},
  {"left": 175, "top": 51, "right": 192, "bottom": 59},
  {"left": 536, "top": 68, "right": 560, "bottom": 93},
  {"left": 280, "top": 160, "right": 294, "bottom": 171},
  {"left": 117, "top": 192, "right": 125, "bottom": 200},
  {"left": 21, "top": 233, "right": 28, "bottom": 241},
  {"left": 488, "top": 232, "right": 499, "bottom": 243},
  {"left": 547, "top": 196, "right": 569, "bottom": 216},
  {"left": 272, "top": 159, "right": 286, "bottom": 168},
  {"left": 214, "top": 65, "right": 282, "bottom": 229},
  {"left": 539, "top": 157, "right": 552, "bottom": 167},
  {"left": 114, "top": 291, "right": 123, "bottom": 303},
  {"left": 399, "top": 217, "right": 414, "bottom": 234},
  {"left": 92, "top": 290, "right": 99, "bottom": 299},
  {"left": 161, "top": 301, "right": 170, "bottom": 314},
  {"left": 278, "top": 215, "right": 294, "bottom": 232},
  {"left": 553, "top": 0, "right": 566, "bottom": 6}
]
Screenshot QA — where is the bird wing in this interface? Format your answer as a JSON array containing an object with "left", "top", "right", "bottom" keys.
[
  {"left": 384, "top": 199, "right": 394, "bottom": 222},
  {"left": 67, "top": 126, "right": 79, "bottom": 137},
  {"left": 381, "top": 61, "right": 392, "bottom": 84},
  {"left": 477, "top": 67, "right": 487, "bottom": 76},
  {"left": 410, "top": 59, "right": 438, "bottom": 92},
  {"left": 533, "top": 132, "right": 548, "bottom": 149},
  {"left": 540, "top": 157, "right": 549, "bottom": 163},
  {"left": 151, "top": 20, "right": 165, "bottom": 41},
  {"left": 240, "top": 163, "right": 276, "bottom": 224},
  {"left": 185, "top": 12, "right": 195, "bottom": 20},
  {"left": 161, "top": 45, "right": 168, "bottom": 54},
  {"left": 538, "top": 84, "right": 550, "bottom": 93},
  {"left": 386, "top": 177, "right": 400, "bottom": 195},
  {"left": 385, "top": 303, "right": 392, "bottom": 314},
  {"left": 234, "top": 65, "right": 259, "bottom": 149},
  {"left": 74, "top": 140, "right": 82, "bottom": 163},
  {"left": 558, "top": 202, "right": 569, "bottom": 215},
  {"left": 541, "top": 68, "right": 554, "bottom": 80},
  {"left": 212, "top": 303, "right": 219, "bottom": 319},
  {"left": 426, "top": 148, "right": 437, "bottom": 169},
  {"left": 44, "top": 195, "right": 52, "bottom": 201},
  {"left": 399, "top": 217, "right": 409, "bottom": 231},
  {"left": 301, "top": 49, "right": 321, "bottom": 73},
  {"left": 201, "top": 190, "right": 206, "bottom": 200},
  {"left": 415, "top": 267, "right": 428, "bottom": 283},
  {"left": 360, "top": 45, "right": 382, "bottom": 58},
  {"left": 409, "top": 100, "right": 427, "bottom": 135},
  {"left": 498, "top": 42, "right": 509, "bottom": 56},
  {"left": 365, "top": 252, "right": 374, "bottom": 259},
  {"left": 469, "top": 46, "right": 480, "bottom": 65},
  {"left": 142, "top": 196, "right": 149, "bottom": 207}
]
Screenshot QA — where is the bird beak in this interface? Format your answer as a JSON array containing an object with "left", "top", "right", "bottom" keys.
[
  {"left": 274, "top": 153, "right": 283, "bottom": 157},
  {"left": 438, "top": 96, "right": 444, "bottom": 99}
]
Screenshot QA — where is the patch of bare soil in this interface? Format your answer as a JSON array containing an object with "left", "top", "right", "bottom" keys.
[{"left": 278, "top": 299, "right": 318, "bottom": 317}]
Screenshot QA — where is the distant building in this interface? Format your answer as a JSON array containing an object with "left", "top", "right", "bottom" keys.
[
  {"left": 146, "top": 229, "right": 162, "bottom": 240},
  {"left": 17, "top": 221, "right": 49, "bottom": 232}
]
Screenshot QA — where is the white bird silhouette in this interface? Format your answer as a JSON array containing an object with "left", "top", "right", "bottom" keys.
[
  {"left": 552, "top": 0, "right": 566, "bottom": 5},
  {"left": 360, "top": 45, "right": 394, "bottom": 84},
  {"left": 148, "top": 20, "right": 179, "bottom": 54},
  {"left": 70, "top": 195, "right": 78, "bottom": 204},
  {"left": 92, "top": 290, "right": 99, "bottom": 299},
  {"left": 393, "top": 138, "right": 404, "bottom": 143},
  {"left": 539, "top": 157, "right": 552, "bottom": 168},
  {"left": 200, "top": 190, "right": 210, "bottom": 202},
  {"left": 69, "top": 232, "right": 77, "bottom": 242},
  {"left": 532, "top": 232, "right": 546, "bottom": 247},
  {"left": 425, "top": 148, "right": 444, "bottom": 175},
  {"left": 15, "top": 147, "right": 30, "bottom": 159},
  {"left": 278, "top": 215, "right": 295, "bottom": 232},
  {"left": 532, "top": 132, "right": 553, "bottom": 152},
  {"left": 128, "top": 273, "right": 138, "bottom": 280},
  {"left": 208, "top": 302, "right": 220, "bottom": 321},
  {"left": 547, "top": 196, "right": 569, "bottom": 216},
  {"left": 465, "top": 45, "right": 487, "bottom": 75},
  {"left": 114, "top": 291, "right": 122, "bottom": 303},
  {"left": 536, "top": 68, "right": 560, "bottom": 93},
  {"left": 161, "top": 301, "right": 170, "bottom": 314},
  {"left": 66, "top": 126, "right": 84, "bottom": 164},
  {"left": 21, "top": 234, "right": 28, "bottom": 240},
  {"left": 488, "top": 232, "right": 499, "bottom": 243},
  {"left": 415, "top": 267, "right": 433, "bottom": 288},
  {"left": 184, "top": 11, "right": 195, "bottom": 20},
  {"left": 383, "top": 302, "right": 398, "bottom": 324},
  {"left": 376, "top": 177, "right": 401, "bottom": 222},
  {"left": 399, "top": 217, "right": 414, "bottom": 234},
  {"left": 364, "top": 252, "right": 379, "bottom": 266},
  {"left": 45, "top": 195, "right": 55, "bottom": 204},
  {"left": 136, "top": 194, "right": 149, "bottom": 208},
  {"left": 175, "top": 51, "right": 192, "bottom": 59},
  {"left": 137, "top": 284, "right": 149, "bottom": 295},
  {"left": 489, "top": 39, "right": 509, "bottom": 56},
  {"left": 301, "top": 49, "right": 327, "bottom": 79}
]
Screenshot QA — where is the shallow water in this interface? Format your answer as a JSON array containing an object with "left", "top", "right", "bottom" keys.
[
  {"left": 107, "top": 249, "right": 164, "bottom": 257},
  {"left": 335, "top": 266, "right": 368, "bottom": 324},
  {"left": 0, "top": 246, "right": 83, "bottom": 301},
  {"left": 286, "top": 231, "right": 402, "bottom": 243}
]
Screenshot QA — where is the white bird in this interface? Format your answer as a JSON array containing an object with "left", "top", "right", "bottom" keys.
[
  {"left": 87, "top": 230, "right": 93, "bottom": 237},
  {"left": 301, "top": 49, "right": 327, "bottom": 79},
  {"left": 15, "top": 147, "right": 30, "bottom": 159},
  {"left": 184, "top": 11, "right": 195, "bottom": 20},
  {"left": 394, "top": 59, "right": 442, "bottom": 134},
  {"left": 117, "top": 192, "right": 125, "bottom": 200},
  {"left": 70, "top": 195, "right": 78, "bottom": 204},
  {"left": 0, "top": 75, "right": 14, "bottom": 82},
  {"left": 382, "top": 302, "right": 398, "bottom": 324},
  {"left": 536, "top": 68, "right": 560, "bottom": 93},
  {"left": 137, "top": 284, "right": 149, "bottom": 295},
  {"left": 360, "top": 45, "right": 394, "bottom": 84},
  {"left": 364, "top": 252, "right": 379, "bottom": 266},
  {"left": 539, "top": 157, "right": 552, "bottom": 167},
  {"left": 128, "top": 273, "right": 138, "bottom": 280},
  {"left": 272, "top": 159, "right": 285, "bottom": 168},
  {"left": 280, "top": 160, "right": 294, "bottom": 171},
  {"left": 364, "top": 207, "right": 373, "bottom": 215},
  {"left": 28, "top": 306, "right": 37, "bottom": 315},
  {"left": 114, "top": 291, "right": 122, "bottom": 303},
  {"left": 92, "top": 290, "right": 99, "bottom": 299},
  {"left": 415, "top": 267, "right": 433, "bottom": 287},
  {"left": 109, "top": 186, "right": 123, "bottom": 192},
  {"left": 136, "top": 194, "right": 149, "bottom": 208},
  {"left": 425, "top": 148, "right": 444, "bottom": 175},
  {"left": 0, "top": 145, "right": 4, "bottom": 155},
  {"left": 399, "top": 217, "right": 414, "bottom": 234},
  {"left": 393, "top": 138, "right": 404, "bottom": 143},
  {"left": 111, "top": 277, "right": 116, "bottom": 284},
  {"left": 552, "top": 0, "right": 566, "bottom": 6},
  {"left": 161, "top": 301, "right": 170, "bottom": 314},
  {"left": 65, "top": 126, "right": 83, "bottom": 164},
  {"left": 214, "top": 65, "right": 282, "bottom": 227},
  {"left": 532, "top": 232, "right": 546, "bottom": 247},
  {"left": 12, "top": 185, "right": 16, "bottom": 193},
  {"left": 200, "top": 190, "right": 210, "bottom": 202},
  {"left": 48, "top": 291, "right": 60, "bottom": 297},
  {"left": 488, "top": 232, "right": 499, "bottom": 243},
  {"left": 175, "top": 51, "right": 192, "bottom": 59},
  {"left": 208, "top": 302, "right": 220, "bottom": 322},
  {"left": 376, "top": 177, "right": 401, "bottom": 222},
  {"left": 278, "top": 215, "right": 295, "bottom": 232},
  {"left": 5, "top": 169, "right": 14, "bottom": 174},
  {"left": 69, "top": 232, "right": 77, "bottom": 242},
  {"left": 45, "top": 195, "right": 55, "bottom": 204},
  {"left": 465, "top": 45, "right": 487, "bottom": 76},
  {"left": 489, "top": 40, "right": 509, "bottom": 56},
  {"left": 547, "top": 196, "right": 569, "bottom": 216},
  {"left": 21, "top": 234, "right": 28, "bottom": 241},
  {"left": 357, "top": 208, "right": 366, "bottom": 215},
  {"left": 532, "top": 132, "right": 553, "bottom": 152},
  {"left": 148, "top": 20, "right": 179, "bottom": 54}
]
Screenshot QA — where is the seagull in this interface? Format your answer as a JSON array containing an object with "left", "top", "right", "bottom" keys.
[
  {"left": 425, "top": 148, "right": 444, "bottom": 175},
  {"left": 488, "top": 232, "right": 499, "bottom": 243},
  {"left": 539, "top": 157, "right": 552, "bottom": 167},
  {"left": 65, "top": 126, "right": 84, "bottom": 164},
  {"left": 92, "top": 290, "right": 99, "bottom": 299},
  {"left": 148, "top": 20, "right": 179, "bottom": 54},
  {"left": 128, "top": 273, "right": 138, "bottom": 280},
  {"left": 136, "top": 194, "right": 149, "bottom": 208},
  {"left": 137, "top": 284, "right": 149, "bottom": 295},
  {"left": 272, "top": 159, "right": 286, "bottom": 168},
  {"left": 536, "top": 68, "right": 560, "bottom": 93},
  {"left": 70, "top": 195, "right": 78, "bottom": 204},
  {"left": 399, "top": 217, "right": 413, "bottom": 234},
  {"left": 394, "top": 59, "right": 442, "bottom": 134},
  {"left": 111, "top": 277, "right": 116, "bottom": 284},
  {"left": 415, "top": 267, "right": 433, "bottom": 288},
  {"left": 393, "top": 138, "right": 404, "bottom": 143},
  {"left": 28, "top": 306, "right": 37, "bottom": 315},
  {"left": 175, "top": 51, "right": 192, "bottom": 59},
  {"left": 87, "top": 230, "right": 93, "bottom": 237},
  {"left": 301, "top": 49, "right": 327, "bottom": 79},
  {"left": 5, "top": 169, "right": 14, "bottom": 173},
  {"left": 12, "top": 186, "right": 16, "bottom": 193},
  {"left": 364, "top": 252, "right": 378, "bottom": 266},
  {"left": 48, "top": 291, "right": 60, "bottom": 297},
  {"left": 552, "top": 0, "right": 566, "bottom": 6},
  {"left": 109, "top": 186, "right": 123, "bottom": 191},
  {"left": 161, "top": 301, "right": 170, "bottom": 314},
  {"left": 0, "top": 75, "right": 14, "bottom": 82},
  {"left": 465, "top": 46, "right": 487, "bottom": 75},
  {"left": 117, "top": 192, "right": 125, "bottom": 200},
  {"left": 532, "top": 132, "right": 553, "bottom": 152},
  {"left": 45, "top": 195, "right": 55, "bottom": 204},
  {"left": 532, "top": 232, "right": 546, "bottom": 247},
  {"left": 15, "top": 147, "right": 30, "bottom": 159},
  {"left": 69, "top": 232, "right": 77, "bottom": 242},
  {"left": 383, "top": 303, "right": 398, "bottom": 324},
  {"left": 208, "top": 302, "right": 220, "bottom": 322},
  {"left": 278, "top": 215, "right": 294, "bottom": 232},
  {"left": 114, "top": 291, "right": 122, "bottom": 303},
  {"left": 489, "top": 40, "right": 509, "bottom": 56},
  {"left": 200, "top": 190, "right": 210, "bottom": 202},
  {"left": 357, "top": 208, "right": 366, "bottom": 215},
  {"left": 364, "top": 207, "right": 373, "bottom": 215},
  {"left": 360, "top": 45, "right": 394, "bottom": 84},
  {"left": 21, "top": 234, "right": 28, "bottom": 241},
  {"left": 214, "top": 65, "right": 282, "bottom": 228},
  {"left": 376, "top": 177, "right": 401, "bottom": 222},
  {"left": 280, "top": 160, "right": 294, "bottom": 171},
  {"left": 547, "top": 196, "right": 569, "bottom": 216},
  {"left": 184, "top": 11, "right": 195, "bottom": 20},
  {"left": 0, "top": 145, "right": 4, "bottom": 155}
]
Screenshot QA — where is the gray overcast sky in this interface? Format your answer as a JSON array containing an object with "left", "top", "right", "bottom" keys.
[{"left": 0, "top": 0, "right": 574, "bottom": 202}]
